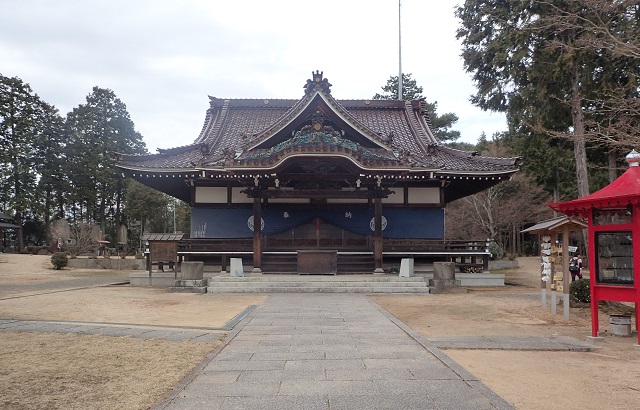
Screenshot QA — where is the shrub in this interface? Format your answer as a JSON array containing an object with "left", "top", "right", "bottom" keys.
[
  {"left": 51, "top": 252, "right": 68, "bottom": 270},
  {"left": 569, "top": 278, "right": 590, "bottom": 303},
  {"left": 487, "top": 241, "right": 505, "bottom": 260}
]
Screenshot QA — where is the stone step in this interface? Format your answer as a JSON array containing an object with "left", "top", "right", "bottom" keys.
[
  {"left": 208, "top": 276, "right": 426, "bottom": 282},
  {"left": 175, "top": 279, "right": 208, "bottom": 287},
  {"left": 206, "top": 273, "right": 431, "bottom": 293},
  {"left": 206, "top": 286, "right": 431, "bottom": 294},
  {"left": 169, "top": 286, "right": 208, "bottom": 293},
  {"left": 207, "top": 281, "right": 427, "bottom": 288}
]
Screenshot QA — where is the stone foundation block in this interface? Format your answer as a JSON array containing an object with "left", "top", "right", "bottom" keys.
[{"left": 181, "top": 261, "right": 204, "bottom": 280}]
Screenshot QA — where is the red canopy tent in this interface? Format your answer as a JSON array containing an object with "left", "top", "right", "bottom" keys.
[{"left": 549, "top": 150, "right": 640, "bottom": 344}]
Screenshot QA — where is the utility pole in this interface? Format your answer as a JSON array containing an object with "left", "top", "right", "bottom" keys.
[{"left": 173, "top": 198, "right": 177, "bottom": 234}]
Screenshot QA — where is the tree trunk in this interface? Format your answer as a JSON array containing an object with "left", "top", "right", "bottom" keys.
[
  {"left": 608, "top": 148, "right": 618, "bottom": 183},
  {"left": 571, "top": 62, "right": 590, "bottom": 248},
  {"left": 100, "top": 195, "right": 106, "bottom": 239},
  {"left": 15, "top": 210, "right": 24, "bottom": 253},
  {"left": 57, "top": 191, "right": 65, "bottom": 220},
  {"left": 44, "top": 188, "right": 52, "bottom": 246},
  {"left": 115, "top": 179, "right": 122, "bottom": 243},
  {"left": 13, "top": 163, "right": 25, "bottom": 252},
  {"left": 571, "top": 63, "right": 590, "bottom": 199}
]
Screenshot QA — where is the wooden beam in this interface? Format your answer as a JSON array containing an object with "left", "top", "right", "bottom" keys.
[{"left": 262, "top": 189, "right": 378, "bottom": 199}]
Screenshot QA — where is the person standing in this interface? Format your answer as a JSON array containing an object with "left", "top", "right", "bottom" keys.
[{"left": 569, "top": 254, "right": 583, "bottom": 282}]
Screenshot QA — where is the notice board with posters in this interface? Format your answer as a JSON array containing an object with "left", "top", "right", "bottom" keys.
[{"left": 551, "top": 244, "right": 564, "bottom": 292}]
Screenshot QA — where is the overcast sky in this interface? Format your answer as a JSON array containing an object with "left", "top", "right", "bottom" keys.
[{"left": 1, "top": 0, "right": 505, "bottom": 153}]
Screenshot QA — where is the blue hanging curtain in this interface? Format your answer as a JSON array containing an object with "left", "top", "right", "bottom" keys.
[{"left": 191, "top": 206, "right": 444, "bottom": 239}]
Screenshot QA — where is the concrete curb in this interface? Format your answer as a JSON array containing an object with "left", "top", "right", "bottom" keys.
[{"left": 152, "top": 300, "right": 262, "bottom": 410}]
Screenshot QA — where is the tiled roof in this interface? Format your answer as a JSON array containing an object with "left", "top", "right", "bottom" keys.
[
  {"left": 118, "top": 144, "right": 203, "bottom": 169},
  {"left": 142, "top": 233, "right": 184, "bottom": 241},
  {"left": 426, "top": 145, "right": 518, "bottom": 172},
  {"left": 117, "top": 78, "right": 518, "bottom": 175}
]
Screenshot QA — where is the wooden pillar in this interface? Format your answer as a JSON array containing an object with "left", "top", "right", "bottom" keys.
[
  {"left": 540, "top": 234, "right": 546, "bottom": 309},
  {"left": 373, "top": 197, "right": 384, "bottom": 274},
  {"left": 562, "top": 224, "right": 570, "bottom": 320},
  {"left": 252, "top": 197, "right": 262, "bottom": 274},
  {"left": 221, "top": 254, "right": 228, "bottom": 274},
  {"left": 481, "top": 254, "right": 488, "bottom": 272}
]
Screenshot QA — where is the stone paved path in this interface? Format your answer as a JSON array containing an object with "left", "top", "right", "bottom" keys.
[{"left": 157, "top": 294, "right": 515, "bottom": 410}]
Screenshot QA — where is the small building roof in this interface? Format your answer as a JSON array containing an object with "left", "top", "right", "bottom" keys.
[
  {"left": 142, "top": 233, "right": 184, "bottom": 241},
  {"left": 521, "top": 216, "right": 588, "bottom": 234},
  {"left": 0, "top": 212, "right": 18, "bottom": 229},
  {"left": 549, "top": 150, "right": 640, "bottom": 217}
]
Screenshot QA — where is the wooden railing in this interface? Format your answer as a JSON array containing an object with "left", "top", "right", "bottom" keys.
[
  {"left": 178, "top": 238, "right": 253, "bottom": 253},
  {"left": 178, "top": 238, "right": 487, "bottom": 253},
  {"left": 177, "top": 237, "right": 489, "bottom": 271}
]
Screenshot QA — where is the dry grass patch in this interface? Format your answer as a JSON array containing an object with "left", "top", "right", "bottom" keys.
[{"left": 0, "top": 331, "right": 218, "bottom": 410}]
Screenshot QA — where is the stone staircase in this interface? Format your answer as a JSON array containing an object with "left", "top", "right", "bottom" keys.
[
  {"left": 260, "top": 253, "right": 375, "bottom": 274},
  {"left": 206, "top": 275, "right": 430, "bottom": 293}
]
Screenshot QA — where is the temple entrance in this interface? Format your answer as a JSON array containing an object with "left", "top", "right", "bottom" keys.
[
  {"left": 265, "top": 220, "right": 371, "bottom": 251},
  {"left": 260, "top": 220, "right": 374, "bottom": 274}
]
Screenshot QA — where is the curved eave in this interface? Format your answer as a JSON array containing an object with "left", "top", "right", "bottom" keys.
[
  {"left": 433, "top": 169, "right": 518, "bottom": 177},
  {"left": 224, "top": 152, "right": 410, "bottom": 173},
  {"left": 550, "top": 166, "right": 640, "bottom": 217},
  {"left": 117, "top": 164, "right": 200, "bottom": 173},
  {"left": 549, "top": 195, "right": 640, "bottom": 218},
  {"left": 247, "top": 91, "right": 392, "bottom": 151},
  {"left": 119, "top": 170, "right": 195, "bottom": 202}
]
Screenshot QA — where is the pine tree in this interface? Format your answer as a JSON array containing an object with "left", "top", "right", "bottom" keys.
[
  {"left": 0, "top": 74, "right": 64, "bottom": 251},
  {"left": 373, "top": 73, "right": 461, "bottom": 143}
]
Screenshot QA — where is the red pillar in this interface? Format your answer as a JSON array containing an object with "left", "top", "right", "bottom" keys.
[{"left": 588, "top": 211, "right": 599, "bottom": 337}]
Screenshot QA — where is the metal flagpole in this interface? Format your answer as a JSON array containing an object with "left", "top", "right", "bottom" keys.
[{"left": 398, "top": 0, "right": 402, "bottom": 100}]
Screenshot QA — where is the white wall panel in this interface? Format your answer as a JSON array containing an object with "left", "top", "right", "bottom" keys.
[
  {"left": 195, "top": 187, "right": 227, "bottom": 204},
  {"left": 231, "top": 187, "right": 253, "bottom": 204},
  {"left": 407, "top": 187, "right": 440, "bottom": 204}
]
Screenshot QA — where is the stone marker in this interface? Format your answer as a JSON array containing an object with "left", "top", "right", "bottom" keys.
[
  {"left": 399, "top": 258, "right": 414, "bottom": 277},
  {"left": 230, "top": 258, "right": 244, "bottom": 277}
]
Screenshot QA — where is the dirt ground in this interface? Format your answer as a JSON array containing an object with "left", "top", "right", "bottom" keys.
[
  {"left": 373, "top": 257, "right": 640, "bottom": 410},
  {"left": 0, "top": 254, "right": 639, "bottom": 409}
]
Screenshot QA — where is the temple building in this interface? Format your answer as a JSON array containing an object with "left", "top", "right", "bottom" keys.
[{"left": 116, "top": 72, "right": 518, "bottom": 274}]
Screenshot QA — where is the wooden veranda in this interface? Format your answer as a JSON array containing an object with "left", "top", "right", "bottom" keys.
[{"left": 177, "top": 237, "right": 489, "bottom": 274}]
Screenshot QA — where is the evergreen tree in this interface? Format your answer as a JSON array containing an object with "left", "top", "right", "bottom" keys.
[
  {"left": 64, "top": 87, "right": 146, "bottom": 235},
  {"left": 124, "top": 180, "right": 170, "bottom": 248},
  {"left": 0, "top": 74, "right": 64, "bottom": 251},
  {"left": 373, "top": 73, "right": 461, "bottom": 143},
  {"left": 456, "top": 0, "right": 640, "bottom": 198}
]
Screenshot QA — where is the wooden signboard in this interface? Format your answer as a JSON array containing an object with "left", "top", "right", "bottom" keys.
[{"left": 150, "top": 241, "right": 177, "bottom": 263}]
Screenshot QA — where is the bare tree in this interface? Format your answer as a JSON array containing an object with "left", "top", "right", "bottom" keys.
[
  {"left": 68, "top": 223, "right": 100, "bottom": 257},
  {"left": 534, "top": 0, "right": 640, "bottom": 150},
  {"left": 447, "top": 172, "right": 552, "bottom": 255}
]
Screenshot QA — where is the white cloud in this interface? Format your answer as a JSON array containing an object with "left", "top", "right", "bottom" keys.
[{"left": 0, "top": 0, "right": 506, "bottom": 152}]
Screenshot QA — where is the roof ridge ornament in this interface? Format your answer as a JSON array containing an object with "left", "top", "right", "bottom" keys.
[
  {"left": 626, "top": 149, "right": 640, "bottom": 167},
  {"left": 304, "top": 70, "right": 332, "bottom": 95}
]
